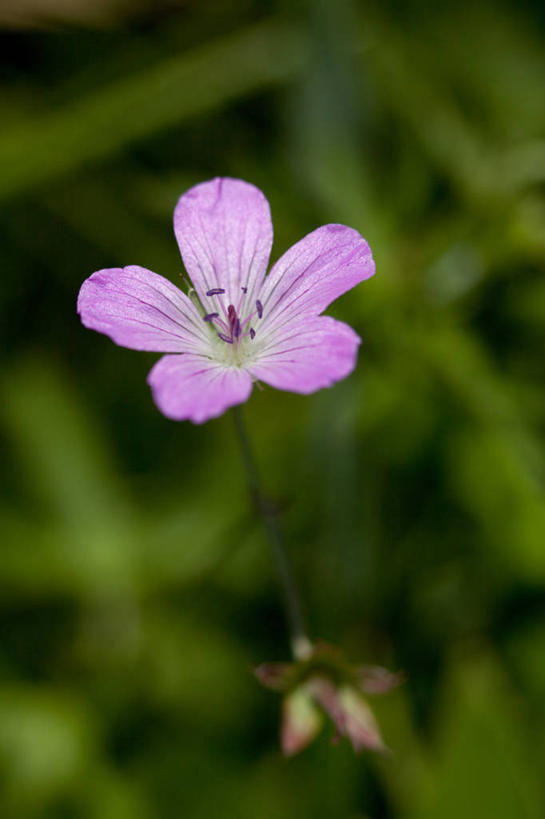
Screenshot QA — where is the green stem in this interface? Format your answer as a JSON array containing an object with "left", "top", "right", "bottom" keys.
[{"left": 233, "top": 405, "right": 311, "bottom": 660}]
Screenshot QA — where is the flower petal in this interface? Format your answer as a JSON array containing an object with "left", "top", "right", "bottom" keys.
[
  {"left": 248, "top": 316, "right": 361, "bottom": 394},
  {"left": 174, "top": 177, "right": 273, "bottom": 310},
  {"left": 281, "top": 686, "right": 323, "bottom": 756},
  {"left": 356, "top": 665, "right": 405, "bottom": 695},
  {"left": 310, "top": 680, "right": 385, "bottom": 753},
  {"left": 259, "top": 224, "right": 374, "bottom": 328},
  {"left": 78, "top": 266, "right": 208, "bottom": 352},
  {"left": 254, "top": 662, "right": 294, "bottom": 692},
  {"left": 147, "top": 354, "right": 253, "bottom": 423},
  {"left": 337, "top": 687, "right": 386, "bottom": 753}
]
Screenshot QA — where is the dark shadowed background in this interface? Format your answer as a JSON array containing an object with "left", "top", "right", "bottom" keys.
[{"left": 1, "top": 1, "right": 544, "bottom": 816}]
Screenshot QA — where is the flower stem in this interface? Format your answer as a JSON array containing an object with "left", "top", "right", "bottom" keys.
[{"left": 232, "top": 405, "right": 312, "bottom": 660}]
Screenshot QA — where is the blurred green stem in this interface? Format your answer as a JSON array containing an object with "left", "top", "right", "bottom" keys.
[{"left": 233, "top": 405, "right": 311, "bottom": 660}]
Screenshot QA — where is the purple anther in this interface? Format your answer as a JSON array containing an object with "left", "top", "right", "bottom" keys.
[
  {"left": 241, "top": 286, "right": 248, "bottom": 294},
  {"left": 217, "top": 332, "right": 233, "bottom": 344},
  {"left": 250, "top": 328, "right": 256, "bottom": 340},
  {"left": 233, "top": 318, "right": 241, "bottom": 338},
  {"left": 203, "top": 312, "right": 219, "bottom": 322},
  {"left": 256, "top": 299, "right": 263, "bottom": 319},
  {"left": 206, "top": 288, "right": 225, "bottom": 296}
]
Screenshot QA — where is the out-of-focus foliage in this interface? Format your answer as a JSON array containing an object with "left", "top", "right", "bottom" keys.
[{"left": 1, "top": 0, "right": 544, "bottom": 816}]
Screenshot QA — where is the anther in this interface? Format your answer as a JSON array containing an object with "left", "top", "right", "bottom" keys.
[
  {"left": 241, "top": 286, "right": 248, "bottom": 294},
  {"left": 250, "top": 328, "right": 256, "bottom": 340},
  {"left": 256, "top": 299, "right": 263, "bottom": 319},
  {"left": 203, "top": 312, "right": 219, "bottom": 322},
  {"left": 233, "top": 318, "right": 241, "bottom": 338},
  {"left": 206, "top": 288, "right": 225, "bottom": 296},
  {"left": 218, "top": 332, "right": 233, "bottom": 344}
]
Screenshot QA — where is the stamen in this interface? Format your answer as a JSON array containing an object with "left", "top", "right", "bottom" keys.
[
  {"left": 241, "top": 286, "right": 248, "bottom": 294},
  {"left": 250, "top": 328, "right": 256, "bottom": 340},
  {"left": 217, "top": 332, "right": 233, "bottom": 344},
  {"left": 256, "top": 299, "right": 263, "bottom": 319},
  {"left": 206, "top": 288, "right": 225, "bottom": 296},
  {"left": 203, "top": 312, "right": 219, "bottom": 322},
  {"left": 233, "top": 318, "right": 241, "bottom": 338}
]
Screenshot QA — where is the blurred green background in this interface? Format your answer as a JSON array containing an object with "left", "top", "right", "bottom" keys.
[{"left": 1, "top": 0, "right": 545, "bottom": 816}]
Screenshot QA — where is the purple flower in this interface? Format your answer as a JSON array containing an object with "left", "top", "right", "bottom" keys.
[
  {"left": 78, "top": 178, "right": 375, "bottom": 423},
  {"left": 255, "top": 643, "right": 403, "bottom": 756}
]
